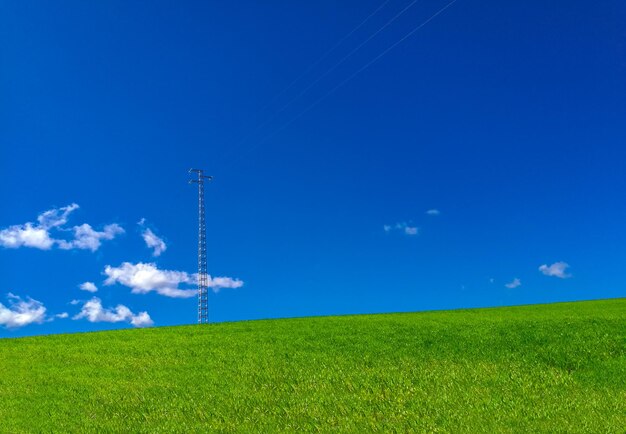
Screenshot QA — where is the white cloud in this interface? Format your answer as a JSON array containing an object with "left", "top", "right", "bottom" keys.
[
  {"left": 539, "top": 262, "right": 571, "bottom": 279},
  {"left": 103, "top": 262, "right": 244, "bottom": 298},
  {"left": 384, "top": 222, "right": 419, "bottom": 236},
  {"left": 206, "top": 275, "right": 245, "bottom": 291},
  {"left": 79, "top": 282, "right": 98, "bottom": 293},
  {"left": 73, "top": 297, "right": 153, "bottom": 328},
  {"left": 404, "top": 226, "right": 418, "bottom": 235},
  {"left": 0, "top": 204, "right": 123, "bottom": 251},
  {"left": 55, "top": 312, "right": 69, "bottom": 319},
  {"left": 142, "top": 228, "right": 167, "bottom": 257},
  {"left": 0, "top": 223, "right": 56, "bottom": 249},
  {"left": 0, "top": 293, "right": 47, "bottom": 329},
  {"left": 426, "top": 209, "right": 440, "bottom": 216},
  {"left": 57, "top": 223, "right": 124, "bottom": 252},
  {"left": 37, "top": 203, "right": 79, "bottom": 229},
  {"left": 505, "top": 278, "right": 521, "bottom": 289},
  {"left": 104, "top": 262, "right": 196, "bottom": 298},
  {"left": 130, "top": 312, "right": 154, "bottom": 327}
]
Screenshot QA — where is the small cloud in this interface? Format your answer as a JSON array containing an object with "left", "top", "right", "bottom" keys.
[
  {"left": 0, "top": 223, "right": 57, "bottom": 250},
  {"left": 404, "top": 226, "right": 418, "bottom": 235},
  {"left": 37, "top": 203, "right": 79, "bottom": 229},
  {"left": 138, "top": 219, "right": 167, "bottom": 257},
  {"left": 130, "top": 312, "right": 154, "bottom": 328},
  {"left": 57, "top": 223, "right": 124, "bottom": 252},
  {"left": 104, "top": 262, "right": 196, "bottom": 298},
  {"left": 426, "top": 209, "right": 440, "bottom": 216},
  {"left": 79, "top": 282, "right": 98, "bottom": 293},
  {"left": 505, "top": 278, "right": 521, "bottom": 289},
  {"left": 204, "top": 275, "right": 245, "bottom": 292},
  {"left": 103, "top": 262, "right": 244, "bottom": 298},
  {"left": 73, "top": 297, "right": 153, "bottom": 328},
  {"left": 0, "top": 293, "right": 47, "bottom": 329},
  {"left": 539, "top": 262, "right": 571, "bottom": 279},
  {"left": 69, "top": 299, "right": 81, "bottom": 305},
  {"left": 55, "top": 312, "right": 69, "bottom": 319},
  {"left": 384, "top": 222, "right": 419, "bottom": 236},
  {"left": 0, "top": 204, "right": 123, "bottom": 252},
  {"left": 142, "top": 228, "right": 167, "bottom": 257}
]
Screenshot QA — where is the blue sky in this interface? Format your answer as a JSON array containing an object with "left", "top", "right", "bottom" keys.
[{"left": 1, "top": 0, "right": 625, "bottom": 337}]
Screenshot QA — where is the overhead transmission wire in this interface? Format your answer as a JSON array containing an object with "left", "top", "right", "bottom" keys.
[
  {"left": 215, "top": 0, "right": 392, "bottom": 165},
  {"left": 218, "top": 0, "right": 422, "bottom": 165},
  {"left": 222, "top": 0, "right": 459, "bottom": 170},
  {"left": 256, "top": 0, "right": 422, "bottom": 122},
  {"left": 256, "top": 0, "right": 393, "bottom": 114}
]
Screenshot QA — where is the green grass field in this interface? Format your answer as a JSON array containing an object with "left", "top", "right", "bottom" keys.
[{"left": 1, "top": 298, "right": 625, "bottom": 433}]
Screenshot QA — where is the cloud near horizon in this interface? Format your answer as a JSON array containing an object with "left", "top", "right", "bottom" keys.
[
  {"left": 73, "top": 297, "right": 153, "bottom": 328},
  {"left": 539, "top": 262, "right": 571, "bottom": 279},
  {"left": 103, "top": 262, "right": 244, "bottom": 298},
  {"left": 0, "top": 293, "right": 47, "bottom": 329},
  {"left": 0, "top": 204, "right": 123, "bottom": 252}
]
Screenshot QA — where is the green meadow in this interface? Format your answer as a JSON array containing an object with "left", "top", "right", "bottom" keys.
[{"left": 1, "top": 298, "right": 624, "bottom": 433}]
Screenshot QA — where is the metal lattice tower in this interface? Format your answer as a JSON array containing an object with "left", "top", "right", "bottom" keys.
[{"left": 189, "top": 168, "right": 212, "bottom": 324}]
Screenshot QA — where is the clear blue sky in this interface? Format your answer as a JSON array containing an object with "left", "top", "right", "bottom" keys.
[{"left": 1, "top": 0, "right": 625, "bottom": 337}]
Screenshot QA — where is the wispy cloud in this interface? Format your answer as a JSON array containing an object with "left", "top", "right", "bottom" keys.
[
  {"left": 79, "top": 282, "right": 98, "bottom": 293},
  {"left": 384, "top": 222, "right": 419, "bottom": 236},
  {"left": 73, "top": 297, "right": 153, "bottom": 328},
  {"left": 138, "top": 222, "right": 167, "bottom": 257},
  {"left": 0, "top": 204, "right": 123, "bottom": 252},
  {"left": 57, "top": 223, "right": 124, "bottom": 252},
  {"left": 103, "top": 262, "right": 244, "bottom": 298},
  {"left": 402, "top": 225, "right": 418, "bottom": 236},
  {"left": 505, "top": 278, "right": 521, "bottom": 289},
  {"left": 539, "top": 262, "right": 571, "bottom": 279},
  {"left": 0, "top": 293, "right": 47, "bottom": 329},
  {"left": 37, "top": 204, "right": 79, "bottom": 229},
  {"left": 426, "top": 209, "right": 440, "bottom": 216},
  {"left": 0, "top": 203, "right": 78, "bottom": 249}
]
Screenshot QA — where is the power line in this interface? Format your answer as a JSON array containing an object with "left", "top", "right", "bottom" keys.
[
  {"left": 257, "top": 0, "right": 393, "bottom": 114},
  {"left": 224, "top": 0, "right": 459, "bottom": 168},
  {"left": 268, "top": 0, "right": 422, "bottom": 119},
  {"left": 215, "top": 0, "right": 392, "bottom": 165},
  {"left": 218, "top": 0, "right": 421, "bottom": 165}
]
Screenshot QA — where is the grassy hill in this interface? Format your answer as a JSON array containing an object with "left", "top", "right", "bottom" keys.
[{"left": 1, "top": 299, "right": 625, "bottom": 433}]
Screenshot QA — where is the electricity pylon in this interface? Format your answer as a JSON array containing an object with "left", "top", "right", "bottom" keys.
[{"left": 189, "top": 168, "right": 212, "bottom": 324}]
